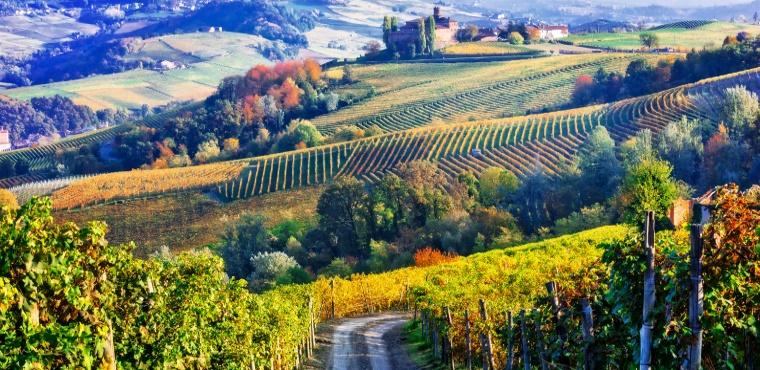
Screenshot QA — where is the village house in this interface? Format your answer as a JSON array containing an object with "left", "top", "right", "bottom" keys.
[
  {"left": 526, "top": 24, "right": 569, "bottom": 40},
  {"left": 0, "top": 129, "right": 11, "bottom": 152},
  {"left": 388, "top": 7, "right": 459, "bottom": 50}
]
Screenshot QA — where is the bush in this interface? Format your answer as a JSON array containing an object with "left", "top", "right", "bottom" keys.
[
  {"left": 413, "top": 247, "right": 458, "bottom": 267},
  {"left": 0, "top": 189, "right": 18, "bottom": 209},
  {"left": 508, "top": 32, "right": 524, "bottom": 45},
  {"left": 551, "top": 203, "right": 612, "bottom": 235}
]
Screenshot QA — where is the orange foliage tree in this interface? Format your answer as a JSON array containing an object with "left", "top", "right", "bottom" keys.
[{"left": 413, "top": 247, "right": 459, "bottom": 267}]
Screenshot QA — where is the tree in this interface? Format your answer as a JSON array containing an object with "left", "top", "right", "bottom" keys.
[
  {"left": 0, "top": 189, "right": 18, "bottom": 209},
  {"left": 639, "top": 33, "right": 659, "bottom": 49},
  {"left": 0, "top": 159, "right": 15, "bottom": 178},
  {"left": 571, "top": 74, "right": 595, "bottom": 105},
  {"left": 508, "top": 31, "right": 524, "bottom": 45},
  {"left": 317, "top": 176, "right": 371, "bottom": 258},
  {"left": 426, "top": 15, "right": 437, "bottom": 54},
  {"left": 718, "top": 85, "right": 760, "bottom": 139},
  {"left": 248, "top": 251, "right": 300, "bottom": 291},
  {"left": 382, "top": 15, "right": 392, "bottom": 48},
  {"left": 318, "top": 258, "right": 353, "bottom": 277},
  {"left": 194, "top": 138, "right": 221, "bottom": 163},
  {"left": 397, "top": 161, "right": 453, "bottom": 225},
  {"left": 417, "top": 18, "right": 428, "bottom": 57},
  {"left": 478, "top": 167, "right": 519, "bottom": 207},
  {"left": 655, "top": 117, "right": 704, "bottom": 183},
  {"left": 512, "top": 167, "right": 552, "bottom": 233},
  {"left": 624, "top": 58, "right": 657, "bottom": 96},
  {"left": 220, "top": 213, "right": 273, "bottom": 280},
  {"left": 577, "top": 126, "right": 622, "bottom": 205},
  {"left": 617, "top": 158, "right": 678, "bottom": 225},
  {"left": 341, "top": 63, "right": 354, "bottom": 84},
  {"left": 526, "top": 27, "right": 541, "bottom": 43},
  {"left": 14, "top": 158, "right": 30, "bottom": 175}
]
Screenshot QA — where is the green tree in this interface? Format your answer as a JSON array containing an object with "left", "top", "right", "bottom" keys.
[
  {"left": 426, "top": 15, "right": 437, "bottom": 54},
  {"left": 382, "top": 15, "right": 392, "bottom": 48},
  {"left": 719, "top": 85, "right": 760, "bottom": 139},
  {"left": 639, "top": 32, "right": 660, "bottom": 49},
  {"left": 417, "top": 18, "right": 427, "bottom": 57},
  {"left": 508, "top": 31, "right": 524, "bottom": 45},
  {"left": 577, "top": 126, "right": 622, "bottom": 205},
  {"left": 372, "top": 173, "right": 412, "bottom": 235},
  {"left": 617, "top": 158, "right": 678, "bottom": 224},
  {"left": 655, "top": 117, "right": 704, "bottom": 183},
  {"left": 478, "top": 167, "right": 520, "bottom": 207},
  {"left": 220, "top": 213, "right": 273, "bottom": 280},
  {"left": 0, "top": 159, "right": 15, "bottom": 178},
  {"left": 317, "top": 176, "right": 371, "bottom": 258}
]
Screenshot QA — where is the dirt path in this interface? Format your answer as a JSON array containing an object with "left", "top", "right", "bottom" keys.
[{"left": 310, "top": 313, "right": 417, "bottom": 370}]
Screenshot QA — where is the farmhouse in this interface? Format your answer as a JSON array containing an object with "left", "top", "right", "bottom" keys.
[
  {"left": 527, "top": 24, "right": 569, "bottom": 40},
  {"left": 0, "top": 129, "right": 10, "bottom": 151},
  {"left": 388, "top": 7, "right": 459, "bottom": 50}
]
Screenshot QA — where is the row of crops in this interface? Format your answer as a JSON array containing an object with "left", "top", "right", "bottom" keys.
[
  {"left": 312, "top": 55, "right": 641, "bottom": 134},
  {"left": 648, "top": 20, "right": 715, "bottom": 31},
  {"left": 32, "top": 66, "right": 760, "bottom": 209},
  {"left": 51, "top": 160, "right": 246, "bottom": 210},
  {"left": 0, "top": 104, "right": 197, "bottom": 176}
]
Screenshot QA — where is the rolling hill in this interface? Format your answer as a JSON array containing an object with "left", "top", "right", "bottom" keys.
[{"left": 40, "top": 66, "right": 760, "bottom": 210}]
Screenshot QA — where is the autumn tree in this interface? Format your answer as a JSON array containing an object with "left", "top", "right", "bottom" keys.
[{"left": 0, "top": 189, "right": 18, "bottom": 209}]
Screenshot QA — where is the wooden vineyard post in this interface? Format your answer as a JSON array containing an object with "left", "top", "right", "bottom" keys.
[
  {"left": 308, "top": 297, "right": 315, "bottom": 358},
  {"left": 639, "top": 211, "right": 656, "bottom": 370},
  {"left": 520, "top": 310, "right": 530, "bottom": 370},
  {"left": 330, "top": 279, "right": 336, "bottom": 319},
  {"left": 446, "top": 307, "right": 455, "bottom": 370},
  {"left": 534, "top": 309, "right": 548, "bottom": 370},
  {"left": 478, "top": 299, "right": 495, "bottom": 370},
  {"left": 465, "top": 309, "right": 473, "bottom": 370},
  {"left": 105, "top": 320, "right": 117, "bottom": 370},
  {"left": 580, "top": 298, "right": 595, "bottom": 370},
  {"left": 505, "top": 311, "right": 515, "bottom": 370},
  {"left": 688, "top": 224, "right": 704, "bottom": 370},
  {"left": 546, "top": 281, "right": 568, "bottom": 346},
  {"left": 433, "top": 315, "right": 440, "bottom": 360}
]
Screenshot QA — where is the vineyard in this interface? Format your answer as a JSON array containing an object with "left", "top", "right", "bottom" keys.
[
  {"left": 648, "top": 20, "right": 715, "bottom": 31},
  {"left": 0, "top": 105, "right": 196, "bottom": 178},
  {"left": 440, "top": 42, "right": 540, "bottom": 56},
  {"left": 51, "top": 160, "right": 247, "bottom": 209},
  {"left": 39, "top": 66, "right": 760, "bottom": 208},
  {"left": 315, "top": 54, "right": 650, "bottom": 134}
]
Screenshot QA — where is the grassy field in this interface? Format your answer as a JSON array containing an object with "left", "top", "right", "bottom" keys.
[
  {"left": 2, "top": 32, "right": 270, "bottom": 110},
  {"left": 565, "top": 21, "right": 760, "bottom": 51},
  {"left": 0, "top": 13, "right": 99, "bottom": 58},
  {"left": 54, "top": 186, "right": 323, "bottom": 256},
  {"left": 441, "top": 42, "right": 538, "bottom": 56},
  {"left": 317, "top": 53, "right": 656, "bottom": 133}
]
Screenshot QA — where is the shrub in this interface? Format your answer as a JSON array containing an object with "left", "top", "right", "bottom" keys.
[
  {"left": 0, "top": 189, "right": 18, "bottom": 209},
  {"left": 413, "top": 247, "right": 458, "bottom": 267}
]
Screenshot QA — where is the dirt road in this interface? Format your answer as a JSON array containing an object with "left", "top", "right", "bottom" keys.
[{"left": 324, "top": 313, "right": 416, "bottom": 370}]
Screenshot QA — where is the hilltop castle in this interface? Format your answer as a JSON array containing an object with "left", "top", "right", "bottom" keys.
[{"left": 388, "top": 7, "right": 459, "bottom": 50}]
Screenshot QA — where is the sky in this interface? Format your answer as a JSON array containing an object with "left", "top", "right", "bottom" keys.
[{"left": 605, "top": 0, "right": 749, "bottom": 7}]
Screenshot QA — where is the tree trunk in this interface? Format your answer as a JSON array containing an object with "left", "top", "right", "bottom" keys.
[
  {"left": 639, "top": 211, "right": 656, "bottom": 370},
  {"left": 688, "top": 224, "right": 704, "bottom": 370}
]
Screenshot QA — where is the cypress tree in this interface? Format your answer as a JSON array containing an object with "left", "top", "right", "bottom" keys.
[
  {"left": 417, "top": 18, "right": 427, "bottom": 57},
  {"left": 426, "top": 15, "right": 437, "bottom": 54},
  {"left": 382, "top": 16, "right": 392, "bottom": 48}
]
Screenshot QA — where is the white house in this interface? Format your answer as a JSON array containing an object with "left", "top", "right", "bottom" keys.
[{"left": 0, "top": 129, "right": 11, "bottom": 151}]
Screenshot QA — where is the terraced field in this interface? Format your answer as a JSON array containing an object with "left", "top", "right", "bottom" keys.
[
  {"left": 0, "top": 104, "right": 197, "bottom": 177},
  {"left": 40, "top": 66, "right": 760, "bottom": 209},
  {"left": 315, "top": 54, "right": 652, "bottom": 134},
  {"left": 440, "top": 42, "right": 539, "bottom": 56}
]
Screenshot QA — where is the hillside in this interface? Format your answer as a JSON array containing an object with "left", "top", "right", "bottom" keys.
[
  {"left": 565, "top": 21, "right": 760, "bottom": 51},
  {"left": 35, "top": 65, "right": 759, "bottom": 211},
  {"left": 315, "top": 54, "right": 650, "bottom": 134},
  {"left": 2, "top": 32, "right": 271, "bottom": 110}
]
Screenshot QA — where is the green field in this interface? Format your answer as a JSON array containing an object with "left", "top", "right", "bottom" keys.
[
  {"left": 565, "top": 21, "right": 760, "bottom": 51},
  {"left": 440, "top": 42, "right": 540, "bottom": 56},
  {"left": 2, "top": 32, "right": 271, "bottom": 110}
]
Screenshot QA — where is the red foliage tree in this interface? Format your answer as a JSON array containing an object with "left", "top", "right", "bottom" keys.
[{"left": 413, "top": 247, "right": 459, "bottom": 267}]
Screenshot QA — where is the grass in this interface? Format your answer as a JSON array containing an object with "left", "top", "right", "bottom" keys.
[
  {"left": 565, "top": 21, "right": 760, "bottom": 51},
  {"left": 2, "top": 32, "right": 270, "bottom": 110},
  {"left": 403, "top": 320, "right": 448, "bottom": 370}
]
